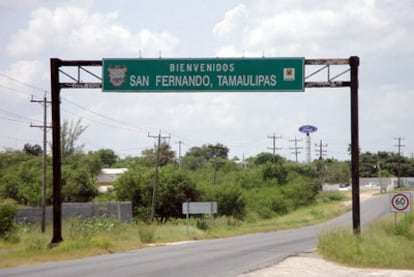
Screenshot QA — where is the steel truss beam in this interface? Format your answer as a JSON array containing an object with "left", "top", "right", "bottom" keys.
[{"left": 49, "top": 57, "right": 360, "bottom": 245}]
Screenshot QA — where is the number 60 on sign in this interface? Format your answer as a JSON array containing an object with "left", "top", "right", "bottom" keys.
[{"left": 390, "top": 192, "right": 411, "bottom": 213}]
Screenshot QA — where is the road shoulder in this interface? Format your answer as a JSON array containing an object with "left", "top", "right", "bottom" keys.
[{"left": 240, "top": 250, "right": 414, "bottom": 276}]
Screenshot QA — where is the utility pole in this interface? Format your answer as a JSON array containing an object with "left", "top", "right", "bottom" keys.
[
  {"left": 289, "top": 136, "right": 303, "bottom": 163},
  {"left": 394, "top": 137, "right": 405, "bottom": 188},
  {"left": 148, "top": 131, "right": 170, "bottom": 221},
  {"left": 315, "top": 140, "right": 328, "bottom": 160},
  {"left": 30, "top": 95, "right": 52, "bottom": 233},
  {"left": 242, "top": 153, "right": 247, "bottom": 169},
  {"left": 208, "top": 145, "right": 226, "bottom": 185},
  {"left": 267, "top": 133, "right": 282, "bottom": 164},
  {"left": 176, "top": 140, "right": 184, "bottom": 169}
]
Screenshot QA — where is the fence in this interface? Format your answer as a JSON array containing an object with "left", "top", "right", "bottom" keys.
[
  {"left": 323, "top": 177, "right": 414, "bottom": 192},
  {"left": 15, "top": 201, "right": 132, "bottom": 224}
]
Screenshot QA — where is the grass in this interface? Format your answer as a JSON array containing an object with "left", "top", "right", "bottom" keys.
[
  {"left": 0, "top": 191, "right": 352, "bottom": 269},
  {"left": 318, "top": 211, "right": 414, "bottom": 269}
]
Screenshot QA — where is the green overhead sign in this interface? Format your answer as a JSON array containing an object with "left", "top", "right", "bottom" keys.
[{"left": 102, "top": 58, "right": 304, "bottom": 92}]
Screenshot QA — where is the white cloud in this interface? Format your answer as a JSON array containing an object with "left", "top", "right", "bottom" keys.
[
  {"left": 6, "top": 6, "right": 179, "bottom": 59},
  {"left": 213, "top": 4, "right": 248, "bottom": 37},
  {"left": 212, "top": 0, "right": 413, "bottom": 58},
  {"left": 0, "top": 60, "right": 46, "bottom": 103},
  {"left": 5, "top": 60, "right": 45, "bottom": 85}
]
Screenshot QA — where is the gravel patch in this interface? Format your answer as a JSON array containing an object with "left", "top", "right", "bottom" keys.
[{"left": 240, "top": 252, "right": 414, "bottom": 277}]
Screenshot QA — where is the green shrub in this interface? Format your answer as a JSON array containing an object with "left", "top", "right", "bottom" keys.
[
  {"left": 25, "top": 238, "right": 47, "bottom": 252},
  {"left": 214, "top": 184, "right": 246, "bottom": 220},
  {"left": 384, "top": 213, "right": 414, "bottom": 240},
  {"left": 282, "top": 177, "right": 320, "bottom": 208},
  {"left": 138, "top": 224, "right": 156, "bottom": 243},
  {"left": 317, "top": 191, "right": 346, "bottom": 203},
  {"left": 67, "top": 216, "right": 119, "bottom": 239},
  {"left": 244, "top": 188, "right": 290, "bottom": 219},
  {"left": 196, "top": 218, "right": 209, "bottom": 231},
  {"left": 91, "top": 236, "right": 112, "bottom": 250},
  {"left": 0, "top": 199, "right": 18, "bottom": 238}
]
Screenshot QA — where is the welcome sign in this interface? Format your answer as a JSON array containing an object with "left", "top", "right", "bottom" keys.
[{"left": 102, "top": 58, "right": 304, "bottom": 92}]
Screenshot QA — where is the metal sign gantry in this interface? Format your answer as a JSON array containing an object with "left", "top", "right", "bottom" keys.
[{"left": 49, "top": 57, "right": 359, "bottom": 245}]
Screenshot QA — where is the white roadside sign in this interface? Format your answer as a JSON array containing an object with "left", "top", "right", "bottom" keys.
[
  {"left": 182, "top": 202, "right": 217, "bottom": 235},
  {"left": 182, "top": 202, "right": 217, "bottom": 214},
  {"left": 390, "top": 192, "right": 411, "bottom": 213}
]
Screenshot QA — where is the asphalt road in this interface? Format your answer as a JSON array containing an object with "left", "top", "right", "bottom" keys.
[{"left": 1, "top": 194, "right": 389, "bottom": 277}]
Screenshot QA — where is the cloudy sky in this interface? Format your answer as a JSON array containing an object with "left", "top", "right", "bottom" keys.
[{"left": 1, "top": 0, "right": 413, "bottom": 162}]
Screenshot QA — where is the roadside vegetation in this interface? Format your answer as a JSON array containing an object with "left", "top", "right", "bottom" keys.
[
  {"left": 0, "top": 191, "right": 348, "bottom": 268},
  {"left": 318, "top": 211, "right": 414, "bottom": 270},
  {"left": 1, "top": 119, "right": 414, "bottom": 269}
]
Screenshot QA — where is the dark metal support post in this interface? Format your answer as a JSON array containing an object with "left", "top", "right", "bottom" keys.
[
  {"left": 50, "top": 58, "right": 63, "bottom": 245},
  {"left": 350, "top": 56, "right": 360, "bottom": 234}
]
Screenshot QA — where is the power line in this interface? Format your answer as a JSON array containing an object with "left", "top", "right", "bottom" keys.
[
  {"left": 62, "top": 97, "right": 150, "bottom": 133},
  {"left": 0, "top": 72, "right": 155, "bottom": 135},
  {"left": 0, "top": 72, "right": 46, "bottom": 94},
  {"left": 0, "top": 115, "right": 29, "bottom": 124},
  {"left": 0, "top": 108, "right": 42, "bottom": 124},
  {"left": 0, "top": 83, "right": 33, "bottom": 97}
]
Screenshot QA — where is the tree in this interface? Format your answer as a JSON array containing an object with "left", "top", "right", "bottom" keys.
[
  {"left": 0, "top": 149, "right": 30, "bottom": 173},
  {"left": 358, "top": 151, "right": 414, "bottom": 178},
  {"left": 62, "top": 166, "right": 98, "bottom": 202},
  {"left": 182, "top": 143, "right": 229, "bottom": 170},
  {"left": 322, "top": 159, "right": 351, "bottom": 184},
  {"left": 94, "top": 149, "right": 118, "bottom": 167},
  {"left": 23, "top": 143, "right": 42, "bottom": 156},
  {"left": 141, "top": 142, "right": 176, "bottom": 167},
  {"left": 261, "top": 161, "right": 288, "bottom": 185},
  {"left": 0, "top": 200, "right": 18, "bottom": 238},
  {"left": 359, "top": 152, "right": 377, "bottom": 177},
  {"left": 156, "top": 166, "right": 200, "bottom": 222},
  {"left": 210, "top": 184, "right": 246, "bottom": 220},
  {"left": 253, "top": 152, "right": 284, "bottom": 166},
  {"left": 114, "top": 165, "right": 200, "bottom": 222},
  {"left": 61, "top": 118, "right": 87, "bottom": 160},
  {"left": 0, "top": 158, "right": 44, "bottom": 206}
]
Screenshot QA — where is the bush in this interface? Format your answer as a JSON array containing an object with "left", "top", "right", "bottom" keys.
[
  {"left": 138, "top": 224, "right": 156, "bottom": 243},
  {"left": 0, "top": 200, "right": 18, "bottom": 238},
  {"left": 214, "top": 184, "right": 246, "bottom": 220},
  {"left": 317, "top": 191, "right": 346, "bottom": 203},
  {"left": 196, "top": 218, "right": 209, "bottom": 230},
  {"left": 67, "top": 216, "right": 119, "bottom": 239},
  {"left": 282, "top": 177, "right": 320, "bottom": 208},
  {"left": 384, "top": 213, "right": 414, "bottom": 240},
  {"left": 244, "top": 188, "right": 289, "bottom": 219}
]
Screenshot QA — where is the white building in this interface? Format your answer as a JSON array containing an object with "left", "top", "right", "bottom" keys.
[{"left": 96, "top": 168, "right": 128, "bottom": 192}]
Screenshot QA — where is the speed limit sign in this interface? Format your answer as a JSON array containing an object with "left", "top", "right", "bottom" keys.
[{"left": 390, "top": 192, "right": 411, "bottom": 213}]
